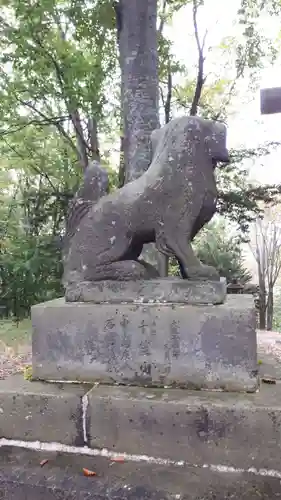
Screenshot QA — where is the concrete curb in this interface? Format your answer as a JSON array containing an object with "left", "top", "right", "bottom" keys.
[
  {"left": 1, "top": 375, "right": 281, "bottom": 472},
  {"left": 0, "top": 375, "right": 88, "bottom": 446},
  {"left": 86, "top": 383, "right": 281, "bottom": 470},
  {"left": 0, "top": 446, "right": 280, "bottom": 500}
]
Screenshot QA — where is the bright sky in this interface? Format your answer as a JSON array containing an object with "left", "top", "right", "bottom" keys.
[{"left": 170, "top": 0, "right": 281, "bottom": 185}]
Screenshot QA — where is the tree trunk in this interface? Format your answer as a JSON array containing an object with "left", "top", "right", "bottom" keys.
[
  {"left": 257, "top": 255, "right": 267, "bottom": 330},
  {"left": 116, "top": 0, "right": 159, "bottom": 182},
  {"left": 162, "top": 63, "right": 172, "bottom": 276},
  {"left": 267, "top": 285, "right": 274, "bottom": 331},
  {"left": 70, "top": 109, "right": 88, "bottom": 171},
  {"left": 87, "top": 117, "right": 100, "bottom": 162},
  {"left": 115, "top": 0, "right": 167, "bottom": 276},
  {"left": 259, "top": 289, "right": 267, "bottom": 330},
  {"left": 118, "top": 136, "right": 125, "bottom": 188}
]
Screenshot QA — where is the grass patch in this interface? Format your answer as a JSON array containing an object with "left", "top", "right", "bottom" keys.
[
  {"left": 23, "top": 365, "right": 33, "bottom": 380},
  {"left": 0, "top": 318, "right": 32, "bottom": 351}
]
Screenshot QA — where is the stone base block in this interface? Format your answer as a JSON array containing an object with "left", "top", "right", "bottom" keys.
[
  {"left": 2, "top": 376, "right": 281, "bottom": 473},
  {"left": 65, "top": 277, "right": 227, "bottom": 305},
  {"left": 32, "top": 296, "right": 257, "bottom": 392},
  {"left": 0, "top": 375, "right": 88, "bottom": 445},
  {"left": 87, "top": 383, "right": 281, "bottom": 471}
]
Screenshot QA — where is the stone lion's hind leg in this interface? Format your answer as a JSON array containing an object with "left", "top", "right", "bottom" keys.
[{"left": 88, "top": 260, "right": 155, "bottom": 281}]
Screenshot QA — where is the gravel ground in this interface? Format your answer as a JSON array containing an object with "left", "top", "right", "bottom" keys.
[
  {"left": 0, "top": 330, "right": 280, "bottom": 380},
  {"left": 0, "top": 343, "right": 31, "bottom": 380},
  {"left": 257, "top": 329, "right": 281, "bottom": 380},
  {"left": 257, "top": 329, "right": 281, "bottom": 356}
]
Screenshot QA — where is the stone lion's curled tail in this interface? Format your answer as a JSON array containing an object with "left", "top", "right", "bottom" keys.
[{"left": 65, "top": 161, "right": 109, "bottom": 242}]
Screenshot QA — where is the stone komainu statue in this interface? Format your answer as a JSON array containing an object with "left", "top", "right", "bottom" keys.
[{"left": 63, "top": 116, "right": 229, "bottom": 286}]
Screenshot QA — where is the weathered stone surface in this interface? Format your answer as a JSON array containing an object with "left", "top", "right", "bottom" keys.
[
  {"left": 0, "top": 375, "right": 87, "bottom": 445},
  {"left": 32, "top": 295, "right": 257, "bottom": 391},
  {"left": 2, "top": 447, "right": 281, "bottom": 500},
  {"left": 65, "top": 277, "right": 227, "bottom": 305},
  {"left": 63, "top": 116, "right": 229, "bottom": 286},
  {"left": 86, "top": 382, "right": 281, "bottom": 471}
]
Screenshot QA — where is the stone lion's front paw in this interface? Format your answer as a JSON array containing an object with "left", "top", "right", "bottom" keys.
[{"left": 185, "top": 264, "right": 220, "bottom": 281}]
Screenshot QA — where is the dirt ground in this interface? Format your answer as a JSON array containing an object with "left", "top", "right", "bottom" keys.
[{"left": 0, "top": 319, "right": 31, "bottom": 379}]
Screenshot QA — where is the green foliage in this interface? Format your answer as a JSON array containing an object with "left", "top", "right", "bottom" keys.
[
  {"left": 0, "top": 0, "right": 119, "bottom": 319},
  {"left": 0, "top": 124, "right": 118, "bottom": 320},
  {"left": 158, "top": 0, "right": 281, "bottom": 239},
  {"left": 175, "top": 78, "right": 233, "bottom": 120},
  {"left": 0, "top": 175, "right": 65, "bottom": 319},
  {"left": 171, "top": 0, "right": 280, "bottom": 118},
  {"left": 169, "top": 221, "right": 252, "bottom": 283},
  {"left": 0, "top": 0, "right": 117, "bottom": 169},
  {"left": 194, "top": 221, "right": 252, "bottom": 284},
  {"left": 217, "top": 144, "right": 281, "bottom": 235}
]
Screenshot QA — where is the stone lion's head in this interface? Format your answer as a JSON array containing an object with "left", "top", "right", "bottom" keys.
[{"left": 151, "top": 116, "right": 229, "bottom": 167}]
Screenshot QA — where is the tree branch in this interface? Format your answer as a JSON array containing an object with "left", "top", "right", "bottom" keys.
[
  {"left": 113, "top": 1, "right": 122, "bottom": 44},
  {"left": 1, "top": 137, "right": 58, "bottom": 193},
  {"left": 164, "top": 61, "right": 172, "bottom": 124},
  {"left": 158, "top": 0, "right": 168, "bottom": 36},
  {"left": 17, "top": 97, "right": 78, "bottom": 153},
  {"left": 0, "top": 115, "right": 69, "bottom": 137},
  {"left": 31, "top": 32, "right": 89, "bottom": 169},
  {"left": 190, "top": 0, "right": 207, "bottom": 116},
  {"left": 87, "top": 117, "right": 100, "bottom": 161},
  {"left": 213, "top": 40, "right": 248, "bottom": 120},
  {"left": 160, "top": 86, "right": 166, "bottom": 111}
]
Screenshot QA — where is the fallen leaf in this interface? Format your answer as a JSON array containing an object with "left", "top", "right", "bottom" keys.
[
  {"left": 83, "top": 468, "right": 97, "bottom": 477},
  {"left": 40, "top": 459, "right": 48, "bottom": 467},
  {"left": 262, "top": 376, "right": 276, "bottom": 384},
  {"left": 111, "top": 456, "right": 125, "bottom": 463}
]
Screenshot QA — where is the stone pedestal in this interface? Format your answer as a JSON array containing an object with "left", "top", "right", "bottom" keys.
[
  {"left": 2, "top": 346, "right": 280, "bottom": 499},
  {"left": 32, "top": 287, "right": 257, "bottom": 392},
  {"left": 65, "top": 277, "right": 227, "bottom": 305}
]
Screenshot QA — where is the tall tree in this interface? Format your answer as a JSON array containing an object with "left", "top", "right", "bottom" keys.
[
  {"left": 114, "top": 0, "right": 159, "bottom": 183},
  {"left": 114, "top": 0, "right": 169, "bottom": 275},
  {"left": 250, "top": 206, "right": 281, "bottom": 330}
]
